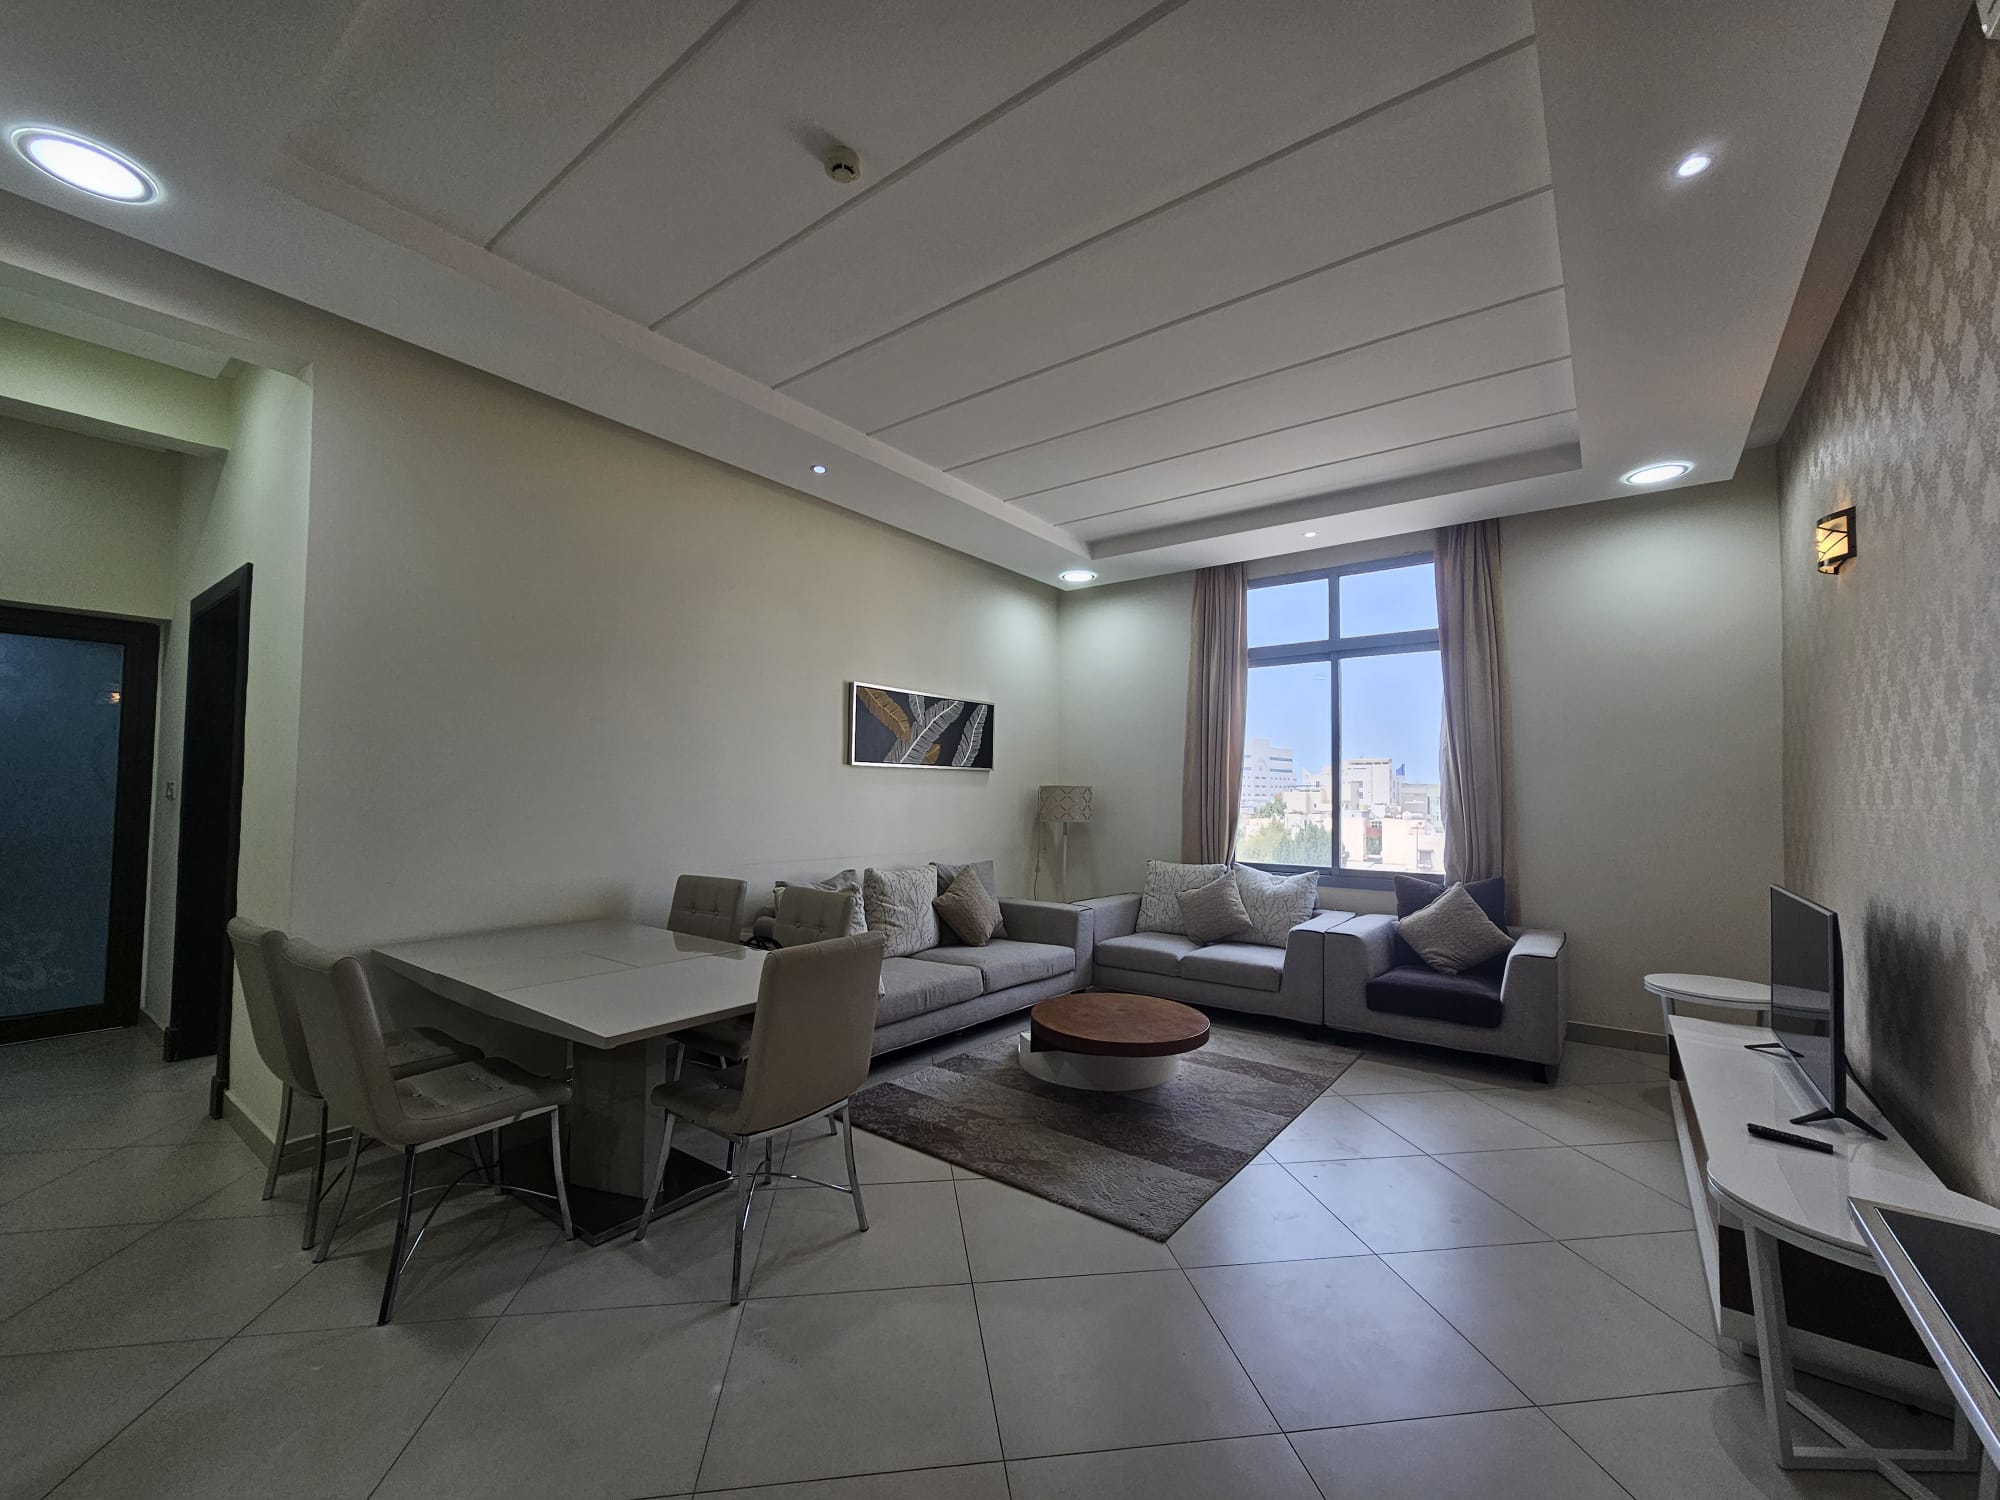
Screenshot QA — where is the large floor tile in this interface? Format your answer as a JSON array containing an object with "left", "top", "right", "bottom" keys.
[
  {"left": 702, "top": 1465, "right": 1010, "bottom": 1499},
  {"left": 1436, "top": 1146, "right": 1692, "bottom": 1239},
  {"left": 0, "top": 1222, "right": 152, "bottom": 1321},
  {"left": 957, "top": 1177, "right": 1176, "bottom": 1281},
  {"left": 1167, "top": 1163, "right": 1366, "bottom": 1267},
  {"left": 1288, "top": 1406, "right": 1627, "bottom": 1500},
  {"left": 1385, "top": 1241, "right": 1752, "bottom": 1403},
  {"left": 509, "top": 1191, "right": 771, "bottom": 1313},
  {"left": 750, "top": 1179, "right": 968, "bottom": 1297},
  {"left": 1465, "top": 1085, "right": 1676, "bottom": 1146},
  {"left": 0, "top": 1086, "right": 216, "bottom": 1152},
  {"left": 1579, "top": 1138, "right": 1693, "bottom": 1206},
  {"left": 375, "top": 1302, "right": 739, "bottom": 1500},
  {"left": 246, "top": 1194, "right": 557, "bottom": 1333},
  {"left": 699, "top": 1284, "right": 999, "bottom": 1490},
  {"left": 976, "top": 1269, "right": 1275, "bottom": 1458},
  {"left": 1263, "top": 1092, "right": 1421, "bottom": 1162},
  {"left": 177, "top": 1137, "right": 468, "bottom": 1225},
  {"left": 1582, "top": 1075, "right": 1679, "bottom": 1122},
  {"left": 779, "top": 1125, "right": 953, "bottom": 1186},
  {"left": 1554, "top": 1042, "right": 1668, "bottom": 1085},
  {"left": 1349, "top": 1090, "right": 1564, "bottom": 1153},
  {"left": 1328, "top": 1054, "right": 1478, "bottom": 1094},
  {"left": 1567, "top": 1230, "right": 1717, "bottom": 1339},
  {"left": 0, "top": 1216, "right": 313, "bottom": 1353},
  {"left": 1286, "top": 1156, "right": 1546, "bottom": 1253},
  {"left": 47, "top": 1320, "right": 490, "bottom": 1499},
  {"left": 1008, "top": 1434, "right": 1321, "bottom": 1499},
  {"left": 1188, "top": 1256, "right": 1525, "bottom": 1430},
  {"left": 0, "top": 1148, "right": 105, "bottom": 1206},
  {"left": 0, "top": 1340, "right": 218, "bottom": 1500},
  {"left": 0, "top": 1141, "right": 258, "bottom": 1231}
]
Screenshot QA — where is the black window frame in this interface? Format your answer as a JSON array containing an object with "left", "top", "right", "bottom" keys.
[{"left": 1240, "top": 552, "right": 1442, "bottom": 890}]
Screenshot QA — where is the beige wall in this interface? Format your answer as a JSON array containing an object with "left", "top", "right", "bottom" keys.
[
  {"left": 1057, "top": 465, "right": 1786, "bottom": 1035},
  {"left": 0, "top": 413, "right": 180, "bottom": 618}
]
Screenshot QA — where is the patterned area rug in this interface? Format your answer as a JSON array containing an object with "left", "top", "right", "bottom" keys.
[{"left": 848, "top": 1020, "right": 1358, "bottom": 1240}]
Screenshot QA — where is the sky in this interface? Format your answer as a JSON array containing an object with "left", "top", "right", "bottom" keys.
[{"left": 1246, "top": 564, "right": 1443, "bottom": 785}]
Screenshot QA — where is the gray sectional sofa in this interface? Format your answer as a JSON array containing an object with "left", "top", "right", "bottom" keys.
[{"left": 1079, "top": 893, "right": 1352, "bottom": 1026}]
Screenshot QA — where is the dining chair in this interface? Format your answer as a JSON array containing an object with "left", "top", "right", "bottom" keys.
[
  {"left": 633, "top": 930, "right": 887, "bottom": 1304},
  {"left": 227, "top": 917, "right": 481, "bottom": 1249},
  {"left": 275, "top": 936, "right": 575, "bottom": 1324},
  {"left": 666, "top": 874, "right": 747, "bottom": 942}
]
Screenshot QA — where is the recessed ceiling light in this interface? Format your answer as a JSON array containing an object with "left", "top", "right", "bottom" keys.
[
  {"left": 1674, "top": 151, "right": 1714, "bottom": 179},
  {"left": 810, "top": 464, "right": 827, "bottom": 475},
  {"left": 1623, "top": 461, "right": 1693, "bottom": 486},
  {"left": 1303, "top": 531, "right": 1318, "bottom": 538},
  {"left": 1058, "top": 569, "right": 1097, "bottom": 584},
  {"left": 10, "top": 127, "right": 159, "bottom": 203}
]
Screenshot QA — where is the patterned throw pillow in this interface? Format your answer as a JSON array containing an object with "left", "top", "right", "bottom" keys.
[
  {"left": 1396, "top": 881, "right": 1515, "bottom": 974},
  {"left": 863, "top": 865, "right": 940, "bottom": 957},
  {"left": 773, "top": 869, "right": 867, "bottom": 937},
  {"left": 1233, "top": 865, "right": 1320, "bottom": 948},
  {"left": 934, "top": 860, "right": 1006, "bottom": 939},
  {"left": 1136, "top": 860, "right": 1229, "bottom": 935},
  {"left": 933, "top": 866, "right": 1003, "bottom": 946},
  {"left": 1180, "top": 869, "right": 1251, "bottom": 943}
]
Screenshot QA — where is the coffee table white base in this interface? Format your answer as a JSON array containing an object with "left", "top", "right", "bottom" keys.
[{"left": 1017, "top": 1032, "right": 1180, "bottom": 1092}]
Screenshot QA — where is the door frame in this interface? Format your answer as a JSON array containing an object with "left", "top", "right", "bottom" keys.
[{"left": 0, "top": 601, "right": 160, "bottom": 1045}]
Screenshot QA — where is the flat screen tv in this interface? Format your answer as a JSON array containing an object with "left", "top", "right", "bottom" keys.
[{"left": 1768, "top": 885, "right": 1880, "bottom": 1137}]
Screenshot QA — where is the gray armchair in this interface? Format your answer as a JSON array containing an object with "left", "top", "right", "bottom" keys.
[
  {"left": 1323, "top": 916, "right": 1567, "bottom": 1079},
  {"left": 1081, "top": 892, "right": 1352, "bottom": 1026}
]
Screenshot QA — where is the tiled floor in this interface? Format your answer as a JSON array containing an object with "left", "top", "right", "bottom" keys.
[{"left": 0, "top": 1022, "right": 1969, "bottom": 1499}]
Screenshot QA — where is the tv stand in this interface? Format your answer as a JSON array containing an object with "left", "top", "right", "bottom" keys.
[
  {"left": 1789, "top": 1104, "right": 1887, "bottom": 1141},
  {"left": 1669, "top": 1016, "right": 2000, "bottom": 1494}
]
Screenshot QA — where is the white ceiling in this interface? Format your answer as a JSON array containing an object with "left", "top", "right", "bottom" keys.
[{"left": 0, "top": 0, "right": 1966, "bottom": 587}]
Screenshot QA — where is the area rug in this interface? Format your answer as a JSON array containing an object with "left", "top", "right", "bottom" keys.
[{"left": 847, "top": 1021, "right": 1358, "bottom": 1240}]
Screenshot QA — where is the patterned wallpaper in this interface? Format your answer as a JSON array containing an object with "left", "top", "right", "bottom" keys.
[{"left": 1778, "top": 20, "right": 2000, "bottom": 1201}]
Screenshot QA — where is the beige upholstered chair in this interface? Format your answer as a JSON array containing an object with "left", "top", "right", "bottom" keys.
[
  {"left": 667, "top": 874, "right": 748, "bottom": 942},
  {"left": 635, "top": 931, "right": 887, "bottom": 1303},
  {"left": 227, "top": 917, "right": 479, "bottom": 1249},
  {"left": 679, "top": 884, "right": 858, "bottom": 1086},
  {"left": 276, "top": 936, "right": 574, "bottom": 1324}
]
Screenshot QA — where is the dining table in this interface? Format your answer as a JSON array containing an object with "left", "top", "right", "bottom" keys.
[{"left": 374, "top": 919, "right": 767, "bottom": 1243}]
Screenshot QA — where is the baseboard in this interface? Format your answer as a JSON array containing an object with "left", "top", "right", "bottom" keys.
[{"left": 1567, "top": 1020, "right": 1669, "bottom": 1056}]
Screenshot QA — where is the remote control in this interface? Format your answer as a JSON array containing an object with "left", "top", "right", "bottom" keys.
[{"left": 1746, "top": 1122, "right": 1835, "bottom": 1153}]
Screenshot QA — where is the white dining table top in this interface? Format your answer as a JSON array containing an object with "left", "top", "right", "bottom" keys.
[{"left": 374, "top": 920, "right": 766, "bottom": 1050}]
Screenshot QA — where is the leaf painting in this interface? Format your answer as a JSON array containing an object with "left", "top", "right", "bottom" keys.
[
  {"left": 860, "top": 685, "right": 910, "bottom": 741},
  {"left": 896, "top": 697, "right": 964, "bottom": 763},
  {"left": 951, "top": 703, "right": 989, "bottom": 767},
  {"left": 850, "top": 682, "right": 997, "bottom": 771}
]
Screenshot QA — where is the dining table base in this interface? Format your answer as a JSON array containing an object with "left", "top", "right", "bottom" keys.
[{"left": 490, "top": 1129, "right": 732, "bottom": 1246}]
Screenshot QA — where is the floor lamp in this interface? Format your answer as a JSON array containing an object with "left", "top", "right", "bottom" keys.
[{"left": 1032, "top": 784, "right": 1093, "bottom": 901}]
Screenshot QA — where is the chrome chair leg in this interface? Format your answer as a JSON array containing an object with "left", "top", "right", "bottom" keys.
[
  {"left": 547, "top": 1110, "right": 574, "bottom": 1240},
  {"left": 840, "top": 1105, "right": 868, "bottom": 1232},
  {"left": 633, "top": 1111, "right": 676, "bottom": 1243},
  {"left": 378, "top": 1146, "right": 419, "bottom": 1325},
  {"left": 262, "top": 1083, "right": 294, "bottom": 1201},
  {"left": 826, "top": 1112, "right": 839, "bottom": 1137},
  {"left": 729, "top": 1137, "right": 756, "bottom": 1306},
  {"left": 303, "top": 1099, "right": 331, "bottom": 1250},
  {"left": 315, "top": 1130, "right": 363, "bottom": 1264}
]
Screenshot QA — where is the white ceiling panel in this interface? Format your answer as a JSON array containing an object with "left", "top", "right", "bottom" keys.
[
  {"left": 289, "top": 0, "right": 732, "bottom": 243},
  {"left": 879, "top": 192, "right": 1563, "bottom": 470},
  {"left": 785, "top": 47, "right": 1550, "bottom": 435},
  {"left": 1072, "top": 412, "right": 1582, "bottom": 542},
  {"left": 662, "top": 0, "right": 1535, "bottom": 383},
  {"left": 963, "top": 290, "right": 1570, "bottom": 499},
  {"left": 494, "top": 0, "right": 1159, "bottom": 323},
  {"left": 1021, "top": 359, "right": 1576, "bottom": 524}
]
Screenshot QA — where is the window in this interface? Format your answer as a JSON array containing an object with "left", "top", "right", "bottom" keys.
[{"left": 1236, "top": 557, "right": 1444, "bottom": 883}]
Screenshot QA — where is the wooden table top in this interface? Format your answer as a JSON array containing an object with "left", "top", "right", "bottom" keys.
[{"left": 1029, "top": 992, "right": 1211, "bottom": 1058}]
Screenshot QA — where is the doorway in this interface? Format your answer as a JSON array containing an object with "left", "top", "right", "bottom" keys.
[
  {"left": 164, "top": 564, "right": 251, "bottom": 1119},
  {"left": 0, "top": 603, "right": 160, "bottom": 1045}
]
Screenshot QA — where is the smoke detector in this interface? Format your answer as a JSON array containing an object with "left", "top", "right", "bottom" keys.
[{"left": 822, "top": 144, "right": 860, "bottom": 184}]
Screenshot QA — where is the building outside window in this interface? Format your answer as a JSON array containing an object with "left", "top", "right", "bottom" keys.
[{"left": 1237, "top": 556, "right": 1445, "bottom": 883}]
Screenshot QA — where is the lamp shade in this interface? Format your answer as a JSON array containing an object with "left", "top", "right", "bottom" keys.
[{"left": 1036, "top": 784, "right": 1093, "bottom": 823}]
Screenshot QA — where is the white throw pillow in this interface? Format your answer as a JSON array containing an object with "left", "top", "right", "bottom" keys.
[
  {"left": 863, "top": 864, "right": 940, "bottom": 957},
  {"left": 1232, "top": 865, "right": 1320, "bottom": 948},
  {"left": 1396, "top": 881, "right": 1515, "bottom": 974},
  {"left": 1137, "top": 860, "right": 1228, "bottom": 935}
]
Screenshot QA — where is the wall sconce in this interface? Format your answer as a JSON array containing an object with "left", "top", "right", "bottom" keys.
[{"left": 1815, "top": 508, "right": 1856, "bottom": 574}]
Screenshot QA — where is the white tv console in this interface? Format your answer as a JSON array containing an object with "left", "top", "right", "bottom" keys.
[{"left": 1669, "top": 1014, "right": 2000, "bottom": 1493}]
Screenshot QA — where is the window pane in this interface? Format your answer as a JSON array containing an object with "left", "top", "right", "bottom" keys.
[
  {"left": 1337, "top": 650, "right": 1446, "bottom": 874},
  {"left": 1338, "top": 562, "right": 1436, "bottom": 638},
  {"left": 1235, "top": 661, "right": 1333, "bottom": 867},
  {"left": 1247, "top": 578, "right": 1329, "bottom": 647}
]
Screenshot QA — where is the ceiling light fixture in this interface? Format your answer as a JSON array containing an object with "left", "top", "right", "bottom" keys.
[
  {"left": 810, "top": 464, "right": 827, "bottom": 475},
  {"left": 1674, "top": 151, "right": 1714, "bottom": 179},
  {"left": 1622, "top": 461, "right": 1693, "bottom": 486},
  {"left": 1303, "top": 531, "right": 1318, "bottom": 539},
  {"left": 1058, "top": 569, "right": 1097, "bottom": 585},
  {"left": 10, "top": 127, "right": 159, "bottom": 203}
]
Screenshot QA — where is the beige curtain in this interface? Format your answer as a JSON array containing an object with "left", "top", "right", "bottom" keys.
[
  {"left": 1435, "top": 522, "right": 1512, "bottom": 899},
  {"left": 1181, "top": 563, "right": 1248, "bottom": 863}
]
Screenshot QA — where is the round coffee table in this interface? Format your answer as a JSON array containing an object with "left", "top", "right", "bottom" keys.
[{"left": 1017, "top": 992, "right": 1210, "bottom": 1092}]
